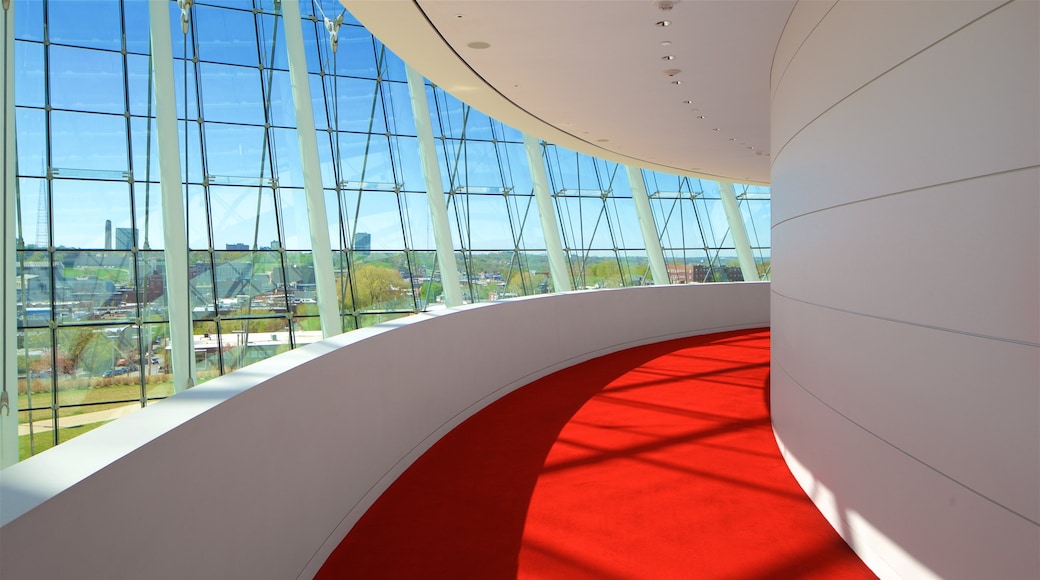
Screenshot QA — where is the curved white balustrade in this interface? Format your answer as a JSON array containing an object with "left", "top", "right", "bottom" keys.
[{"left": 0, "top": 283, "right": 769, "bottom": 579}]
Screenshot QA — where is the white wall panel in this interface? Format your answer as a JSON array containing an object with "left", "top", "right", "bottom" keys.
[
  {"left": 772, "top": 168, "right": 1039, "bottom": 343},
  {"left": 771, "top": 0, "right": 1039, "bottom": 578},
  {"left": 770, "top": 0, "right": 835, "bottom": 96},
  {"left": 771, "top": 0, "right": 1001, "bottom": 154},
  {"left": 773, "top": 293, "right": 1039, "bottom": 521},
  {"left": 772, "top": 364, "right": 1040, "bottom": 580},
  {"left": 772, "top": 0, "right": 1039, "bottom": 224}
]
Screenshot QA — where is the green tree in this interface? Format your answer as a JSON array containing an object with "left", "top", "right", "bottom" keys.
[{"left": 353, "top": 264, "right": 406, "bottom": 310}]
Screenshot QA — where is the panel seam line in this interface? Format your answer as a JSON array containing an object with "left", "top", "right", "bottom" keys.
[
  {"left": 771, "top": 289, "right": 1040, "bottom": 348},
  {"left": 771, "top": 164, "right": 1040, "bottom": 229},
  {"left": 773, "top": 360, "right": 1040, "bottom": 527}
]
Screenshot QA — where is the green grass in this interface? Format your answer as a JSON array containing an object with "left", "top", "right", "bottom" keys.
[
  {"left": 19, "top": 422, "right": 111, "bottom": 460},
  {"left": 18, "top": 380, "right": 175, "bottom": 422}
]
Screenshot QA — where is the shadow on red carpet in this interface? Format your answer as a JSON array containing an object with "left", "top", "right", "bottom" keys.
[{"left": 317, "top": 329, "right": 875, "bottom": 579}]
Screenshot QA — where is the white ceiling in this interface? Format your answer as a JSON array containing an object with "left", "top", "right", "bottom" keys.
[{"left": 342, "top": 0, "right": 794, "bottom": 186}]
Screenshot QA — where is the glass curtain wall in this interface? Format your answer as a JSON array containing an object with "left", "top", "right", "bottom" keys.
[
  {"left": 543, "top": 146, "right": 648, "bottom": 289},
  {"left": 303, "top": 2, "right": 430, "bottom": 329},
  {"left": 429, "top": 86, "right": 549, "bottom": 301},
  {"left": 642, "top": 171, "right": 771, "bottom": 283},
  {"left": 173, "top": 0, "right": 320, "bottom": 382},
  {"left": 13, "top": 0, "right": 171, "bottom": 455},
  {"left": 8, "top": 0, "right": 770, "bottom": 461}
]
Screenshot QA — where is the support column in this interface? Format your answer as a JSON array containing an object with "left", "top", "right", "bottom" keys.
[
  {"left": 282, "top": 0, "right": 342, "bottom": 337},
  {"left": 717, "top": 181, "right": 760, "bottom": 282},
  {"left": 404, "top": 64, "right": 462, "bottom": 307},
  {"left": 625, "top": 166, "right": 669, "bottom": 285},
  {"left": 523, "top": 134, "right": 572, "bottom": 292},
  {"left": 1, "top": 0, "right": 19, "bottom": 468},
  {"left": 150, "top": 0, "right": 195, "bottom": 391}
]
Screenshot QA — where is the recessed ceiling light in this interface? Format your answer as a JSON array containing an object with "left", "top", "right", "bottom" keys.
[
  {"left": 748, "top": 146, "right": 755, "bottom": 150},
  {"left": 713, "top": 128, "right": 720, "bottom": 131},
  {"left": 664, "top": 69, "right": 681, "bottom": 77},
  {"left": 656, "top": 20, "right": 671, "bottom": 27},
  {"left": 696, "top": 115, "right": 704, "bottom": 119},
  {"left": 672, "top": 80, "right": 683, "bottom": 85},
  {"left": 467, "top": 41, "right": 491, "bottom": 49},
  {"left": 662, "top": 55, "right": 675, "bottom": 60},
  {"left": 729, "top": 138, "right": 736, "bottom": 141},
  {"left": 660, "top": 40, "right": 672, "bottom": 46},
  {"left": 682, "top": 100, "right": 693, "bottom": 104}
]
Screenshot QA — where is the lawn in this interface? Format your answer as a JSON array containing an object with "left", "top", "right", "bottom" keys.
[
  {"left": 19, "top": 422, "right": 110, "bottom": 460},
  {"left": 18, "top": 380, "right": 175, "bottom": 423}
]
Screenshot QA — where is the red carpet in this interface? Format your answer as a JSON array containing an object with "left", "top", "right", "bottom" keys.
[{"left": 317, "top": 329, "right": 876, "bottom": 579}]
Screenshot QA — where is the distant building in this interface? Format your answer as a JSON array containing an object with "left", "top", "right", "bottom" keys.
[
  {"left": 665, "top": 263, "right": 746, "bottom": 284},
  {"left": 353, "top": 232, "right": 371, "bottom": 255},
  {"left": 226, "top": 243, "right": 249, "bottom": 251},
  {"left": 271, "top": 265, "right": 315, "bottom": 287},
  {"left": 115, "top": 227, "right": 138, "bottom": 251}
]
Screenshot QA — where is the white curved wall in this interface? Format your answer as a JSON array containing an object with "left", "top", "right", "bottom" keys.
[
  {"left": 770, "top": 1, "right": 1039, "bottom": 579},
  {"left": 0, "top": 284, "right": 768, "bottom": 579}
]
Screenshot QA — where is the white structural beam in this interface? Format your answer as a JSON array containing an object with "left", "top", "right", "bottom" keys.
[
  {"left": 717, "top": 181, "right": 760, "bottom": 282},
  {"left": 282, "top": 0, "right": 342, "bottom": 338},
  {"left": 523, "top": 134, "right": 572, "bottom": 293},
  {"left": 625, "top": 166, "right": 669, "bottom": 285},
  {"left": 1, "top": 0, "right": 18, "bottom": 468},
  {"left": 150, "top": 0, "right": 196, "bottom": 391},
  {"left": 404, "top": 64, "right": 463, "bottom": 307}
]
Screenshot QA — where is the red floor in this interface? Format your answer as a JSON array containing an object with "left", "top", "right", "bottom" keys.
[{"left": 318, "top": 329, "right": 876, "bottom": 579}]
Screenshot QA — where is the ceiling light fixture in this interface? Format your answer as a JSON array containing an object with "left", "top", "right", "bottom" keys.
[
  {"left": 660, "top": 40, "right": 672, "bottom": 46},
  {"left": 683, "top": 100, "right": 693, "bottom": 104},
  {"left": 713, "top": 128, "right": 720, "bottom": 131},
  {"left": 662, "top": 55, "right": 675, "bottom": 60},
  {"left": 696, "top": 115, "right": 704, "bottom": 119},
  {"left": 656, "top": 20, "right": 671, "bottom": 27},
  {"left": 672, "top": 80, "right": 683, "bottom": 85},
  {"left": 664, "top": 69, "right": 681, "bottom": 77}
]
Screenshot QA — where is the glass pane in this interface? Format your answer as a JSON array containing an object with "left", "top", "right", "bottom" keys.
[
  {"left": 279, "top": 188, "right": 311, "bottom": 250},
  {"left": 199, "top": 63, "right": 264, "bottom": 124},
  {"left": 15, "top": 40, "right": 45, "bottom": 107},
  {"left": 14, "top": 0, "right": 44, "bottom": 42},
  {"left": 49, "top": 46, "right": 126, "bottom": 114},
  {"left": 127, "top": 54, "right": 156, "bottom": 118},
  {"left": 123, "top": 0, "right": 152, "bottom": 55},
  {"left": 48, "top": 0, "right": 122, "bottom": 51},
  {"left": 52, "top": 180, "right": 132, "bottom": 249},
  {"left": 131, "top": 117, "right": 161, "bottom": 184},
  {"left": 209, "top": 185, "right": 281, "bottom": 250},
  {"left": 15, "top": 109, "right": 47, "bottom": 177},
  {"left": 50, "top": 111, "right": 129, "bottom": 172},
  {"left": 194, "top": 5, "right": 259, "bottom": 67},
  {"left": 64, "top": 251, "right": 136, "bottom": 319},
  {"left": 203, "top": 122, "right": 267, "bottom": 179},
  {"left": 144, "top": 322, "right": 174, "bottom": 397},
  {"left": 15, "top": 250, "right": 52, "bottom": 327},
  {"left": 192, "top": 320, "right": 220, "bottom": 382},
  {"left": 137, "top": 251, "right": 168, "bottom": 321}
]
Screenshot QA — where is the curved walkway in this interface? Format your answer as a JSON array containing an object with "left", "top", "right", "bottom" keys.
[{"left": 318, "top": 329, "right": 875, "bottom": 579}]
